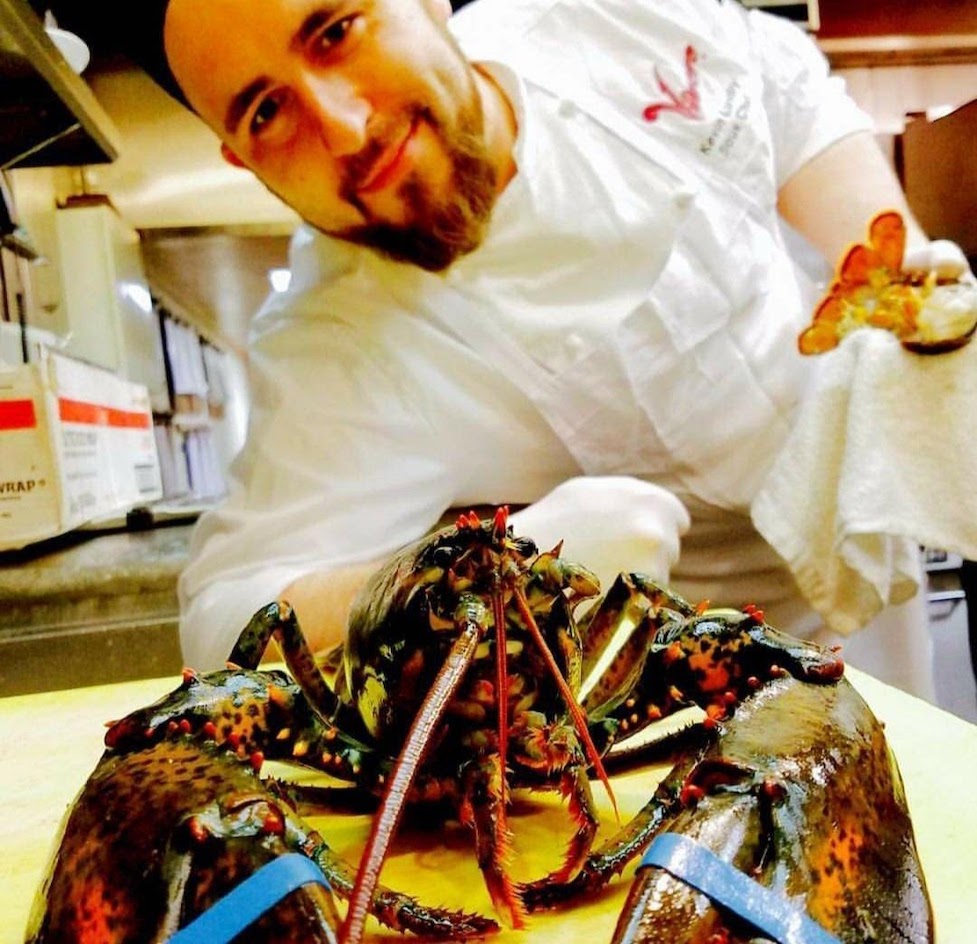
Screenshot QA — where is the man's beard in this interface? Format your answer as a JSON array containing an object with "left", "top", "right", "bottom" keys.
[
  {"left": 333, "top": 102, "right": 498, "bottom": 272},
  {"left": 342, "top": 141, "right": 497, "bottom": 271}
]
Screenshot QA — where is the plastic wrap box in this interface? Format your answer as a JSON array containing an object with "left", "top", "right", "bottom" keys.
[{"left": 0, "top": 349, "right": 163, "bottom": 551}]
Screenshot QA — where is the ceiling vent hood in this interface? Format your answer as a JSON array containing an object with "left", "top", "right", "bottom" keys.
[{"left": 0, "top": 0, "right": 120, "bottom": 169}]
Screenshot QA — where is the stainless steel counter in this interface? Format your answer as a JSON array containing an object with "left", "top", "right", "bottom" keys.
[{"left": 0, "top": 523, "right": 191, "bottom": 695}]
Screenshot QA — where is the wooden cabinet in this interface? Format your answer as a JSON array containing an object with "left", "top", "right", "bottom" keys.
[
  {"left": 816, "top": 0, "right": 977, "bottom": 67},
  {"left": 818, "top": 0, "right": 977, "bottom": 38},
  {"left": 899, "top": 99, "right": 977, "bottom": 261}
]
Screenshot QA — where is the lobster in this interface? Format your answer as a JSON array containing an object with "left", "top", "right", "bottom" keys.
[
  {"left": 798, "top": 210, "right": 977, "bottom": 355},
  {"left": 26, "top": 507, "right": 929, "bottom": 944}
]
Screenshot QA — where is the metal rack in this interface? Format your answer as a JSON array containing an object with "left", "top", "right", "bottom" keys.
[
  {"left": 0, "top": 0, "right": 119, "bottom": 169},
  {"left": 737, "top": 0, "right": 820, "bottom": 32}
]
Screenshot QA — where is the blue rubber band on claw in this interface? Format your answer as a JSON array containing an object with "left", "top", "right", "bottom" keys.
[
  {"left": 168, "top": 853, "right": 331, "bottom": 944},
  {"left": 639, "top": 833, "right": 842, "bottom": 944}
]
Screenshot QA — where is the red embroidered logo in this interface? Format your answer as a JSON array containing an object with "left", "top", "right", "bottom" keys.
[{"left": 642, "top": 45, "right": 701, "bottom": 122}]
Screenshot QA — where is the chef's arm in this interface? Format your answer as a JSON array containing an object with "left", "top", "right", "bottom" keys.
[
  {"left": 777, "top": 129, "right": 929, "bottom": 263},
  {"left": 280, "top": 559, "right": 385, "bottom": 655}
]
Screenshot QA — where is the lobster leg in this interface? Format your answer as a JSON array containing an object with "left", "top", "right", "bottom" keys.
[
  {"left": 460, "top": 752, "right": 526, "bottom": 930},
  {"left": 590, "top": 608, "right": 845, "bottom": 751},
  {"left": 579, "top": 574, "right": 698, "bottom": 687},
  {"left": 513, "top": 584, "right": 619, "bottom": 815},
  {"left": 229, "top": 600, "right": 358, "bottom": 733},
  {"left": 579, "top": 574, "right": 692, "bottom": 721},
  {"left": 303, "top": 836, "right": 498, "bottom": 938},
  {"left": 104, "top": 667, "right": 382, "bottom": 787},
  {"left": 507, "top": 711, "right": 603, "bottom": 885},
  {"left": 547, "top": 765, "right": 602, "bottom": 883},
  {"left": 519, "top": 733, "right": 703, "bottom": 911}
]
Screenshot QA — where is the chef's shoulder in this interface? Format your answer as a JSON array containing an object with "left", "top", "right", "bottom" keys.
[
  {"left": 248, "top": 226, "right": 366, "bottom": 340},
  {"left": 450, "top": 0, "right": 751, "bottom": 52}
]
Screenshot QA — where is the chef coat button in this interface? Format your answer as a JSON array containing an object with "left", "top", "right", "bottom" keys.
[{"left": 565, "top": 332, "right": 584, "bottom": 357}]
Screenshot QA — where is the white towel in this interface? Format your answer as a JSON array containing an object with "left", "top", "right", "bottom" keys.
[{"left": 751, "top": 328, "right": 977, "bottom": 636}]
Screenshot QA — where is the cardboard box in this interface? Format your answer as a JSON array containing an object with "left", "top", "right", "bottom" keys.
[{"left": 0, "top": 349, "right": 163, "bottom": 551}]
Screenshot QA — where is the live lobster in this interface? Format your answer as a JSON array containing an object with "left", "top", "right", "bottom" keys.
[{"left": 24, "top": 507, "right": 931, "bottom": 943}]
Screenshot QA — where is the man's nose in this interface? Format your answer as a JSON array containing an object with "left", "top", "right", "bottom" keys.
[{"left": 301, "top": 74, "right": 370, "bottom": 156}]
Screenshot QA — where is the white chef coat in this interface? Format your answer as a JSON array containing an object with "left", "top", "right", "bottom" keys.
[{"left": 179, "top": 0, "right": 931, "bottom": 698}]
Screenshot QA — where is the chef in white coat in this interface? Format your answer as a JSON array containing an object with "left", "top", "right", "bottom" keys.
[{"left": 127, "top": 0, "right": 965, "bottom": 697}]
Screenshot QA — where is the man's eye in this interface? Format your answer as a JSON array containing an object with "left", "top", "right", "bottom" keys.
[
  {"left": 251, "top": 94, "right": 283, "bottom": 134},
  {"left": 315, "top": 16, "right": 354, "bottom": 51}
]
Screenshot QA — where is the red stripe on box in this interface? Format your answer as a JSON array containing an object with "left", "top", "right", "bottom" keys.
[
  {"left": 58, "top": 397, "right": 150, "bottom": 429},
  {"left": 0, "top": 399, "right": 37, "bottom": 430}
]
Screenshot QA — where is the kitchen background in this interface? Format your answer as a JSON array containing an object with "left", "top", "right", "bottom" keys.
[{"left": 1, "top": 0, "right": 975, "bottom": 719}]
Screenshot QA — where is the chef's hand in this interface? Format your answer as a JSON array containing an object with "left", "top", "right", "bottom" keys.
[
  {"left": 902, "top": 240, "right": 973, "bottom": 281},
  {"left": 902, "top": 239, "right": 977, "bottom": 346},
  {"left": 509, "top": 476, "right": 690, "bottom": 594}
]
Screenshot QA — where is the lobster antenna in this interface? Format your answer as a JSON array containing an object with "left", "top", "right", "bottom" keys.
[
  {"left": 512, "top": 586, "right": 619, "bottom": 820},
  {"left": 493, "top": 585, "right": 510, "bottom": 838},
  {"left": 341, "top": 619, "right": 481, "bottom": 944}
]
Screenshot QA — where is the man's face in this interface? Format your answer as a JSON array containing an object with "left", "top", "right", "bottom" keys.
[{"left": 164, "top": 0, "right": 500, "bottom": 270}]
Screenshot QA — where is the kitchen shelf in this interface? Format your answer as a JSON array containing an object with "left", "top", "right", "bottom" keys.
[
  {"left": 0, "top": 0, "right": 120, "bottom": 168},
  {"left": 819, "top": 33, "right": 977, "bottom": 69},
  {"left": 741, "top": 0, "right": 819, "bottom": 32}
]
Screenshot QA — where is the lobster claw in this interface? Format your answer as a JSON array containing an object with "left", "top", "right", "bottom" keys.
[
  {"left": 609, "top": 677, "right": 933, "bottom": 944},
  {"left": 23, "top": 739, "right": 342, "bottom": 944},
  {"left": 166, "top": 854, "right": 339, "bottom": 944}
]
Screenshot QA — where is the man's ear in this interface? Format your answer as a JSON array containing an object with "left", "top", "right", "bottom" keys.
[{"left": 220, "top": 142, "right": 247, "bottom": 168}]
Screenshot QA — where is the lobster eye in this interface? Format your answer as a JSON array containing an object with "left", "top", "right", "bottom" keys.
[{"left": 432, "top": 546, "right": 456, "bottom": 567}]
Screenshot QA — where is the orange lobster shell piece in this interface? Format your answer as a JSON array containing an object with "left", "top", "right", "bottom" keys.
[{"left": 798, "top": 211, "right": 922, "bottom": 355}]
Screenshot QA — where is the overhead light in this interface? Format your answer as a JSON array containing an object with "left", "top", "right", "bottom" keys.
[
  {"left": 43, "top": 11, "right": 90, "bottom": 74},
  {"left": 268, "top": 268, "right": 292, "bottom": 292}
]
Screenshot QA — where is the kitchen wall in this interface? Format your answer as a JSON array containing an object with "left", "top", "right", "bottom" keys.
[
  {"left": 2, "top": 162, "right": 251, "bottom": 503},
  {"left": 838, "top": 62, "right": 977, "bottom": 135},
  {"left": 1, "top": 164, "right": 72, "bottom": 339},
  {"left": 816, "top": 0, "right": 977, "bottom": 138}
]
